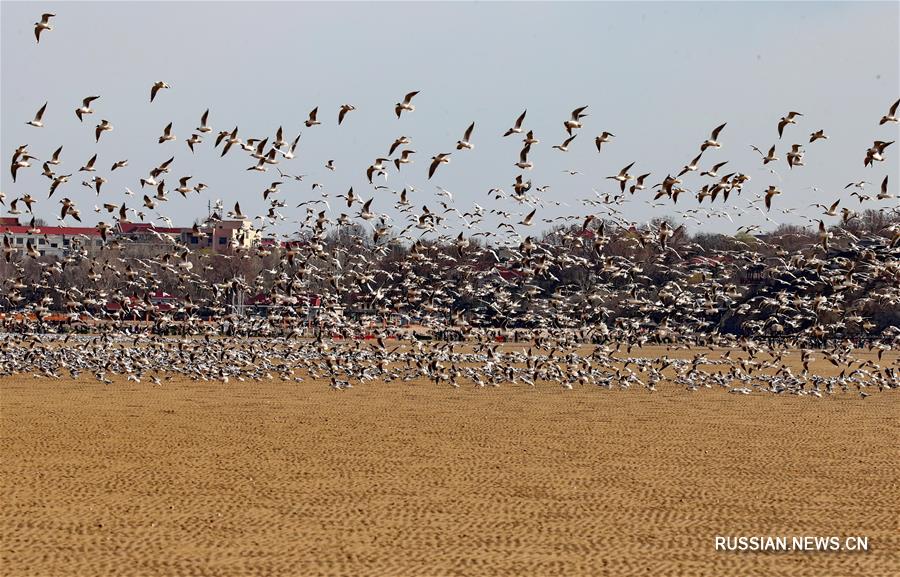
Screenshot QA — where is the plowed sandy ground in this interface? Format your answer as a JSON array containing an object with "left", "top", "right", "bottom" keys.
[{"left": 2, "top": 349, "right": 898, "bottom": 577}]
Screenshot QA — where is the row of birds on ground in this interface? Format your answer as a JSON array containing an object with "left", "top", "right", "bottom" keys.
[{"left": 1, "top": 330, "right": 897, "bottom": 398}]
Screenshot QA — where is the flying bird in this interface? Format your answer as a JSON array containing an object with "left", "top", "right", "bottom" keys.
[
  {"left": 777, "top": 111, "right": 802, "bottom": 138},
  {"left": 456, "top": 122, "right": 475, "bottom": 150},
  {"left": 607, "top": 162, "right": 636, "bottom": 192},
  {"left": 553, "top": 134, "right": 577, "bottom": 152},
  {"left": 395, "top": 91, "right": 420, "bottom": 118},
  {"left": 150, "top": 81, "right": 170, "bottom": 102},
  {"left": 700, "top": 123, "right": 726, "bottom": 151},
  {"left": 338, "top": 104, "right": 356, "bottom": 125},
  {"left": 159, "top": 122, "right": 176, "bottom": 144},
  {"left": 26, "top": 102, "right": 48, "bottom": 127},
  {"left": 75, "top": 96, "right": 100, "bottom": 122},
  {"left": 79, "top": 154, "right": 98, "bottom": 172},
  {"left": 879, "top": 98, "right": 899, "bottom": 125},
  {"left": 196, "top": 109, "right": 211, "bottom": 133},
  {"left": 877, "top": 175, "right": 892, "bottom": 200},
  {"left": 34, "top": 13, "right": 55, "bottom": 43},
  {"left": 519, "top": 208, "right": 536, "bottom": 226},
  {"left": 305, "top": 107, "right": 321, "bottom": 127},
  {"left": 95, "top": 119, "right": 113, "bottom": 142},
  {"left": 809, "top": 129, "right": 828, "bottom": 143},
  {"left": 428, "top": 153, "right": 451, "bottom": 179},
  {"left": 389, "top": 136, "right": 411, "bottom": 156},
  {"left": 764, "top": 185, "right": 781, "bottom": 211},
  {"left": 564, "top": 106, "right": 589, "bottom": 135},
  {"left": 594, "top": 132, "right": 614, "bottom": 152},
  {"left": 504, "top": 110, "right": 527, "bottom": 136}
]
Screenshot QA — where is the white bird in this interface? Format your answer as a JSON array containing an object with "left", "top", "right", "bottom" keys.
[
  {"left": 777, "top": 111, "right": 802, "bottom": 138},
  {"left": 553, "top": 134, "right": 577, "bottom": 152},
  {"left": 877, "top": 175, "right": 893, "bottom": 200},
  {"left": 395, "top": 91, "right": 419, "bottom": 118},
  {"left": 26, "top": 102, "right": 48, "bottom": 127},
  {"left": 879, "top": 98, "right": 899, "bottom": 125},
  {"left": 607, "top": 162, "right": 636, "bottom": 192},
  {"left": 594, "top": 132, "right": 614, "bottom": 152},
  {"left": 515, "top": 145, "right": 533, "bottom": 170},
  {"left": 196, "top": 109, "right": 211, "bottom": 133},
  {"left": 519, "top": 208, "right": 536, "bottom": 226},
  {"left": 564, "top": 106, "right": 588, "bottom": 135},
  {"left": 700, "top": 123, "right": 726, "bottom": 151},
  {"left": 305, "top": 107, "right": 320, "bottom": 127},
  {"left": 75, "top": 96, "right": 100, "bottom": 122},
  {"left": 278, "top": 133, "right": 301, "bottom": 160},
  {"left": 456, "top": 122, "right": 475, "bottom": 150},
  {"left": 158, "top": 122, "right": 176, "bottom": 144},
  {"left": 47, "top": 146, "right": 63, "bottom": 165}
]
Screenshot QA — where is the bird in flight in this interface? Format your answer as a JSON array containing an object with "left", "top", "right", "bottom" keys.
[
  {"left": 75, "top": 96, "right": 100, "bottom": 122},
  {"left": 456, "top": 122, "right": 475, "bottom": 150},
  {"left": 150, "top": 81, "right": 170, "bottom": 103},
  {"left": 777, "top": 111, "right": 802, "bottom": 138},
  {"left": 26, "top": 102, "right": 48, "bottom": 127},
  {"left": 504, "top": 110, "right": 527, "bottom": 137},
  {"left": 428, "top": 153, "right": 451, "bottom": 179},
  {"left": 594, "top": 132, "right": 614, "bottom": 152},
  {"left": 34, "top": 13, "right": 54, "bottom": 43},
  {"left": 395, "top": 91, "right": 419, "bottom": 118},
  {"left": 879, "top": 98, "right": 899, "bottom": 125},
  {"left": 338, "top": 104, "right": 356, "bottom": 125}
]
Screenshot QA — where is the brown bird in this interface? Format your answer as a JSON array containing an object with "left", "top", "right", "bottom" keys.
[
  {"left": 428, "top": 153, "right": 451, "bottom": 179},
  {"left": 95, "top": 119, "right": 113, "bottom": 142},
  {"left": 809, "top": 129, "right": 828, "bottom": 143},
  {"left": 34, "top": 13, "right": 55, "bottom": 43},
  {"left": 594, "top": 132, "right": 614, "bottom": 152},
  {"left": 150, "top": 81, "right": 170, "bottom": 102},
  {"left": 777, "top": 111, "right": 802, "bottom": 138},
  {"left": 305, "top": 107, "right": 321, "bottom": 127},
  {"left": 338, "top": 104, "right": 356, "bottom": 125}
]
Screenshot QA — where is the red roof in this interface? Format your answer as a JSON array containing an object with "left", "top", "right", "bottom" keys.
[
  {"left": 1, "top": 225, "right": 102, "bottom": 236},
  {"left": 0, "top": 217, "right": 21, "bottom": 226},
  {"left": 247, "top": 293, "right": 271, "bottom": 305},
  {"left": 498, "top": 267, "right": 523, "bottom": 281},
  {"left": 118, "top": 221, "right": 185, "bottom": 234},
  {"left": 149, "top": 291, "right": 177, "bottom": 299}
]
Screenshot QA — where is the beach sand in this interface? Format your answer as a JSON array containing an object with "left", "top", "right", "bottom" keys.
[{"left": 2, "top": 349, "right": 898, "bottom": 576}]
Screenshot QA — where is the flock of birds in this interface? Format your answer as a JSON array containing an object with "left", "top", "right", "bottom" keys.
[{"left": 2, "top": 12, "right": 899, "bottom": 395}]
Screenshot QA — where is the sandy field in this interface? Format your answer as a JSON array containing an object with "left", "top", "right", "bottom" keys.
[{"left": 1, "top": 349, "right": 898, "bottom": 577}]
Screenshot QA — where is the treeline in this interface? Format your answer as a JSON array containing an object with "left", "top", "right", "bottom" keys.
[{"left": 2, "top": 210, "right": 899, "bottom": 340}]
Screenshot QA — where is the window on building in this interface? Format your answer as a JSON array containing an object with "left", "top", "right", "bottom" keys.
[
  {"left": 38, "top": 238, "right": 46, "bottom": 245},
  {"left": 16, "top": 238, "right": 23, "bottom": 245},
  {"left": 219, "top": 237, "right": 226, "bottom": 245},
  {"left": 63, "top": 238, "right": 70, "bottom": 246},
  {"left": 191, "top": 236, "right": 198, "bottom": 244}
]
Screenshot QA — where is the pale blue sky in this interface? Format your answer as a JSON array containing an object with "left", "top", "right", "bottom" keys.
[{"left": 2, "top": 1, "right": 898, "bottom": 237}]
